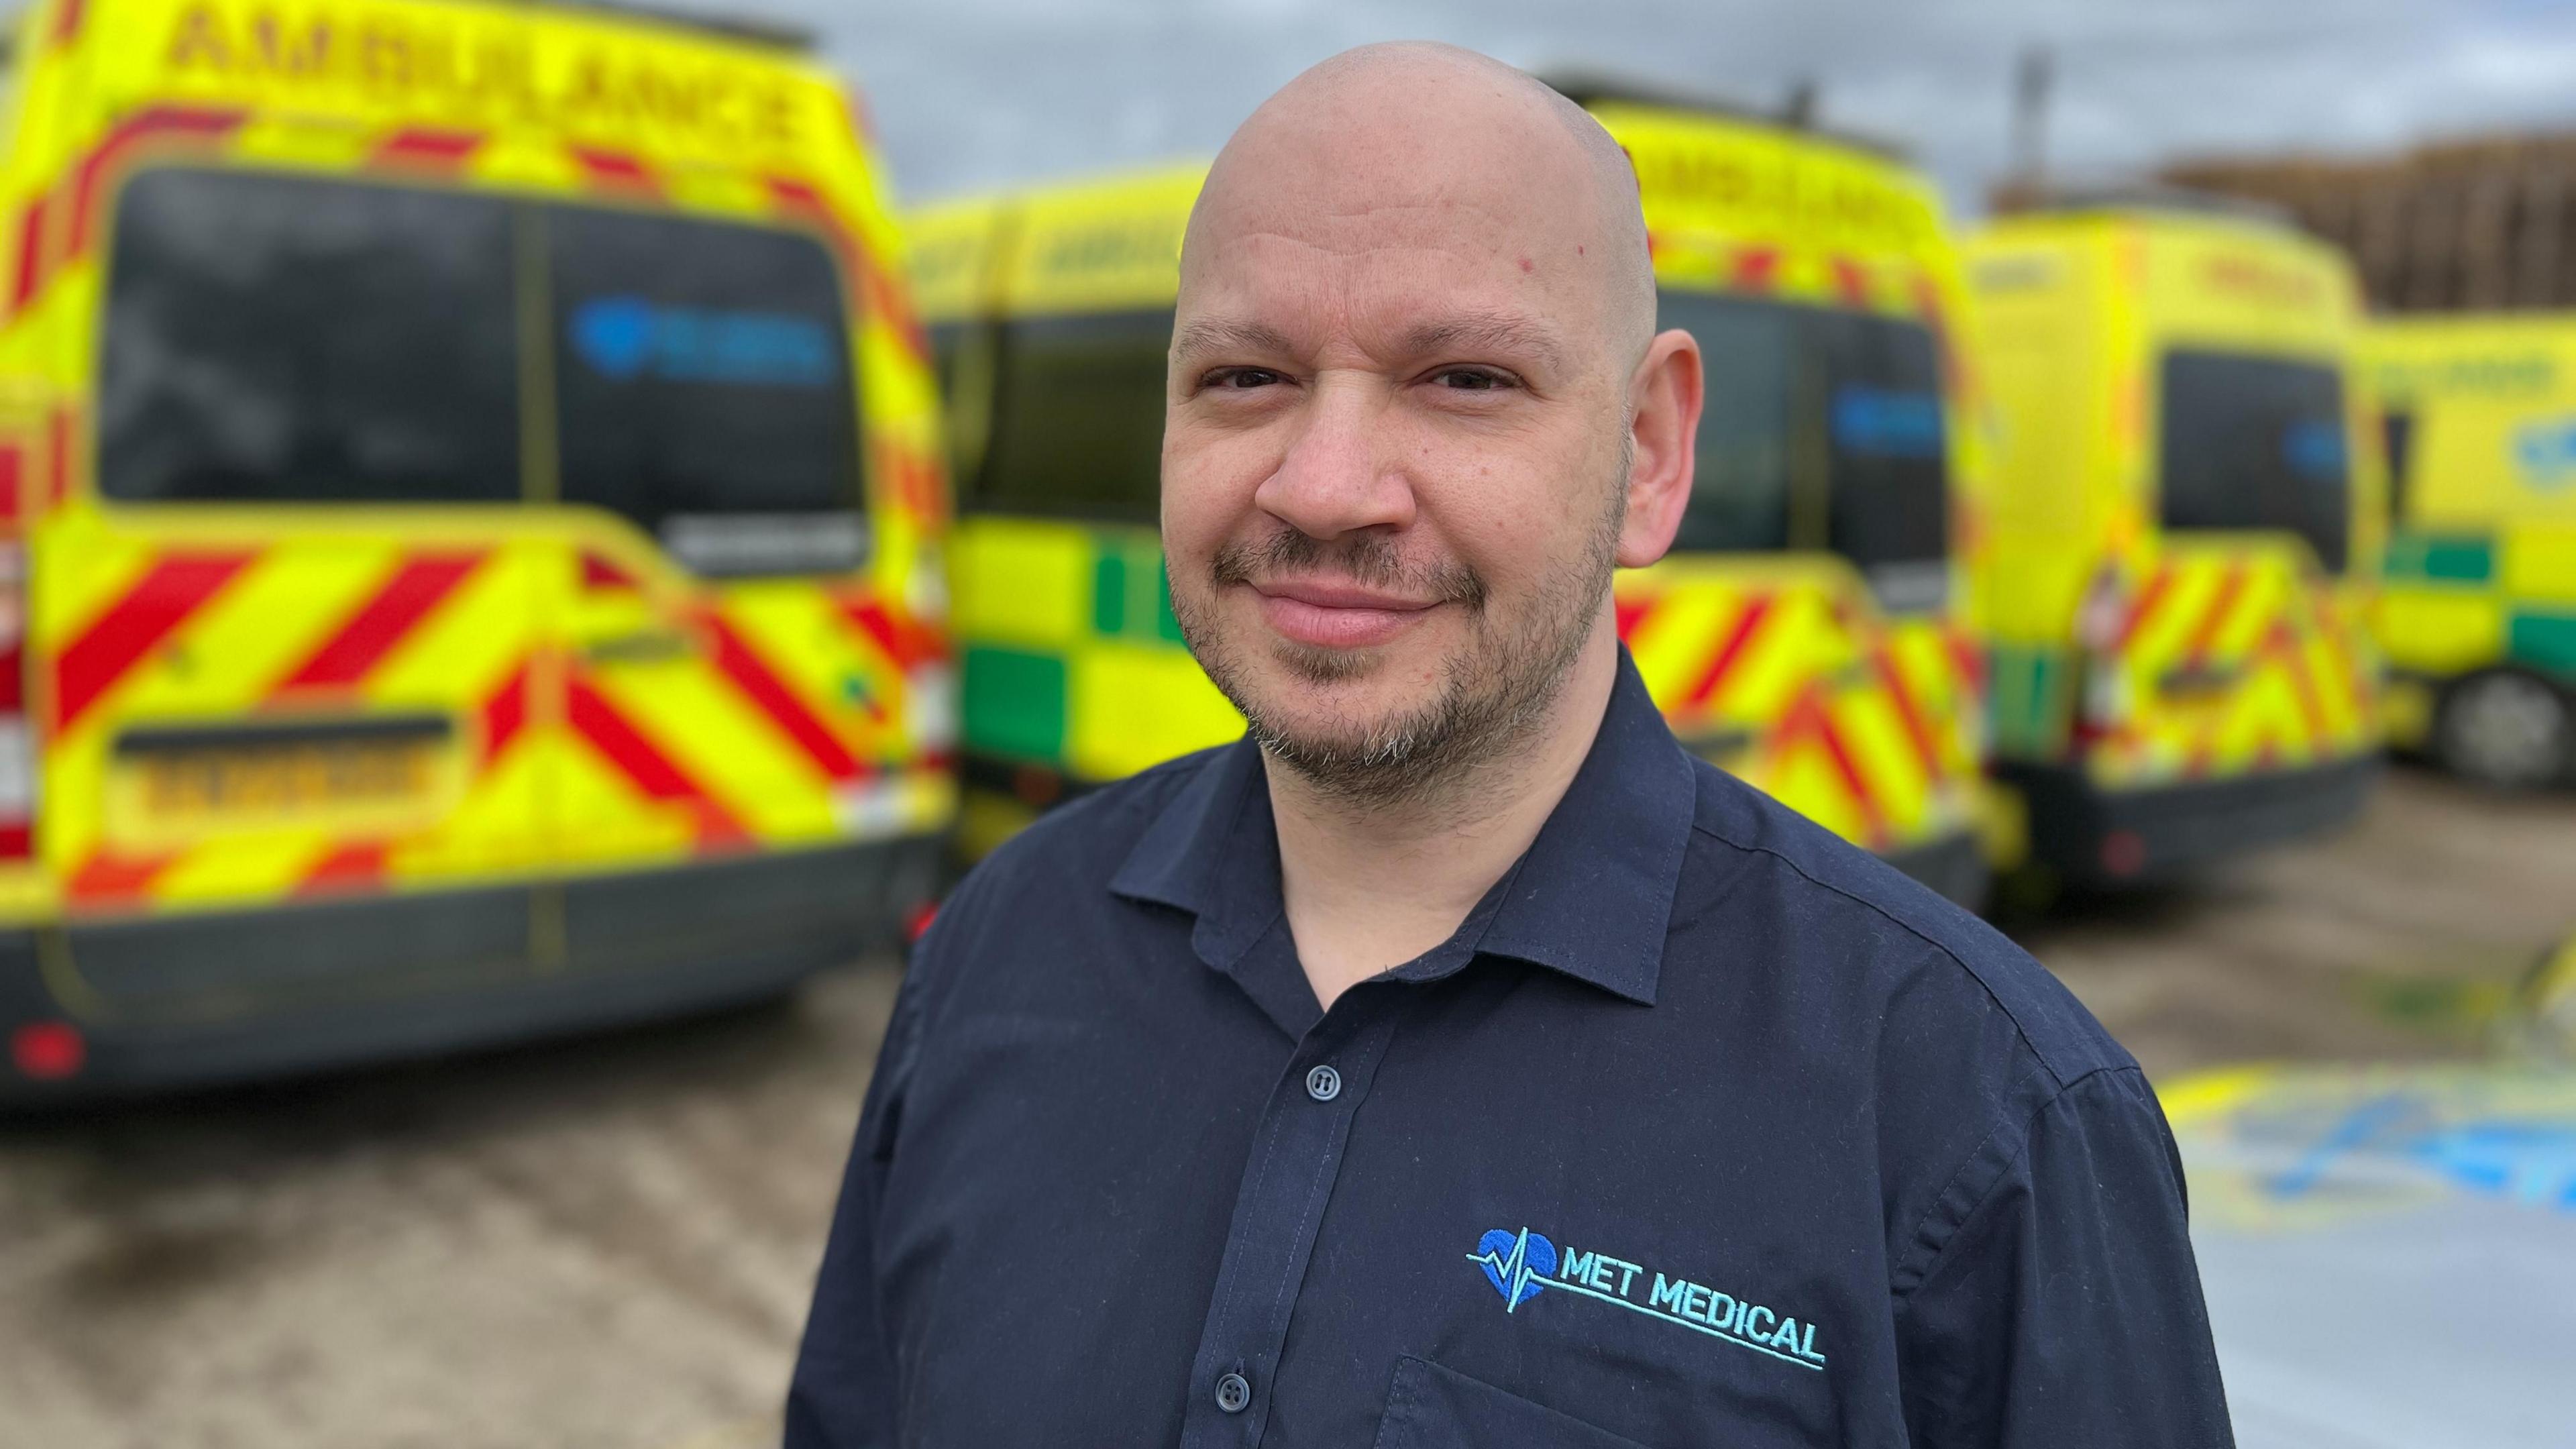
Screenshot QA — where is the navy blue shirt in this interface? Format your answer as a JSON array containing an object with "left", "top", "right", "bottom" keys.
[{"left": 788, "top": 654, "right": 2233, "bottom": 1448}]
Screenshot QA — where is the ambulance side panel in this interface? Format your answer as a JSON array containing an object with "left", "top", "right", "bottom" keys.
[
  {"left": 2367, "top": 315, "right": 2576, "bottom": 745},
  {"left": 930, "top": 168, "right": 1244, "bottom": 855},
  {"left": 1967, "top": 225, "right": 2120, "bottom": 762}
]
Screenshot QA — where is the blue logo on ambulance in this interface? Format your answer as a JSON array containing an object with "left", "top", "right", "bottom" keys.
[{"left": 2512, "top": 415, "right": 2576, "bottom": 491}]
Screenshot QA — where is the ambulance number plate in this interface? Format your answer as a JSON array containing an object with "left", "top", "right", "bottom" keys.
[{"left": 115, "top": 715, "right": 452, "bottom": 826}]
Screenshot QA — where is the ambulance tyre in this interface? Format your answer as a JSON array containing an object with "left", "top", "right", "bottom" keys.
[{"left": 2435, "top": 670, "right": 2575, "bottom": 790}]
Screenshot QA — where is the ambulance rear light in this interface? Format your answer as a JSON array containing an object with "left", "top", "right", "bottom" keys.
[
  {"left": 10, "top": 1020, "right": 85, "bottom": 1082},
  {"left": 2070, "top": 566, "right": 2137, "bottom": 744},
  {"left": 2099, "top": 830, "right": 2149, "bottom": 880},
  {"left": 0, "top": 721, "right": 32, "bottom": 857},
  {"left": 0, "top": 540, "right": 31, "bottom": 861}
]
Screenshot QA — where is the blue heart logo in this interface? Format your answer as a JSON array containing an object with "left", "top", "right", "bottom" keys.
[
  {"left": 1472, "top": 1228, "right": 1554, "bottom": 1309},
  {"left": 570, "top": 296, "right": 657, "bottom": 380}
]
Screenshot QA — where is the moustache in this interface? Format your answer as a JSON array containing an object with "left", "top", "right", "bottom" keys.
[{"left": 1208, "top": 529, "right": 1486, "bottom": 610}]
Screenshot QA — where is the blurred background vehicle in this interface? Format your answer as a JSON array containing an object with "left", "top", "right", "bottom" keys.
[
  {"left": 1965, "top": 201, "right": 2385, "bottom": 889},
  {"left": 0, "top": 0, "right": 955, "bottom": 1100},
  {"left": 2157, "top": 133, "right": 2576, "bottom": 794},
  {"left": 2363, "top": 315, "right": 2576, "bottom": 788},
  {"left": 920, "top": 83, "right": 1996, "bottom": 905},
  {"left": 910, "top": 163, "right": 1244, "bottom": 856}
]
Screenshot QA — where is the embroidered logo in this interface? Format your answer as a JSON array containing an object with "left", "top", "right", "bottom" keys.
[
  {"left": 1466, "top": 1226, "right": 1827, "bottom": 1371},
  {"left": 1472, "top": 1227, "right": 1555, "bottom": 1308}
]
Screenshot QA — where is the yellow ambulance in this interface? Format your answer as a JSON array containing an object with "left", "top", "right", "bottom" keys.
[
  {"left": 2364, "top": 314, "right": 2576, "bottom": 787},
  {"left": 0, "top": 0, "right": 955, "bottom": 1097},
  {"left": 916, "top": 84, "right": 1995, "bottom": 905},
  {"left": 1965, "top": 201, "right": 2383, "bottom": 885}
]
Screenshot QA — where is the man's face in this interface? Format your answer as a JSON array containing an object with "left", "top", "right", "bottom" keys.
[{"left": 1163, "top": 179, "right": 1635, "bottom": 792}]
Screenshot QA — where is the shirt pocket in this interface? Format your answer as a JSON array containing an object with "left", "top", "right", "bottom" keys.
[{"left": 1371, "top": 1356, "right": 1654, "bottom": 1449}]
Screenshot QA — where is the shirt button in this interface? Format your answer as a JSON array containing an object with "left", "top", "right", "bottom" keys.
[
  {"left": 1215, "top": 1371, "right": 1251, "bottom": 1414},
  {"left": 1305, "top": 1064, "right": 1341, "bottom": 1102}
]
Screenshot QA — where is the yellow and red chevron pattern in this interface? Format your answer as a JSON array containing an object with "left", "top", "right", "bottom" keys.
[
  {"left": 40, "top": 527, "right": 553, "bottom": 910},
  {"left": 32, "top": 515, "right": 953, "bottom": 917},
  {"left": 2084, "top": 541, "right": 2379, "bottom": 789},
  {"left": 1617, "top": 558, "right": 1985, "bottom": 853}
]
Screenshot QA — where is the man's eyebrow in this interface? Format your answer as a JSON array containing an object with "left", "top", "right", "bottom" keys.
[
  {"left": 1170, "top": 318, "right": 1295, "bottom": 362},
  {"left": 1399, "top": 313, "right": 1568, "bottom": 372},
  {"left": 1168, "top": 312, "right": 1571, "bottom": 372}
]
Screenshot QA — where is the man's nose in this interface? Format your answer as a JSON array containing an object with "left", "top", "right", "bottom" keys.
[{"left": 1252, "top": 374, "right": 1416, "bottom": 539}]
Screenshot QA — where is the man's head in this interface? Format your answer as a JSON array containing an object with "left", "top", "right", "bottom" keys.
[{"left": 1163, "top": 42, "right": 1703, "bottom": 804}]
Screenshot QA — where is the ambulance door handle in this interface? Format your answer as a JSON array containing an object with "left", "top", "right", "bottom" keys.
[{"left": 580, "top": 629, "right": 695, "bottom": 665}]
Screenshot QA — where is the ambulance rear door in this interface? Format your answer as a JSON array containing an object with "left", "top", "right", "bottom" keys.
[
  {"left": 540, "top": 199, "right": 944, "bottom": 873},
  {"left": 38, "top": 166, "right": 557, "bottom": 931}
]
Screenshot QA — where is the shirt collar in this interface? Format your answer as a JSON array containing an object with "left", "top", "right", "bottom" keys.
[{"left": 1110, "top": 647, "right": 1697, "bottom": 1008}]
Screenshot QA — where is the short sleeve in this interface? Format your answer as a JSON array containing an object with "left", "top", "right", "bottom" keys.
[{"left": 1894, "top": 1067, "right": 2235, "bottom": 1448}]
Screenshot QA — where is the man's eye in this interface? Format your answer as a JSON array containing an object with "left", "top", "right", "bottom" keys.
[
  {"left": 1208, "top": 368, "right": 1283, "bottom": 390},
  {"left": 1434, "top": 368, "right": 1513, "bottom": 392}
]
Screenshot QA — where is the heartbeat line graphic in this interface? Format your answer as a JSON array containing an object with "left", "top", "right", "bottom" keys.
[{"left": 1466, "top": 1227, "right": 1552, "bottom": 1311}]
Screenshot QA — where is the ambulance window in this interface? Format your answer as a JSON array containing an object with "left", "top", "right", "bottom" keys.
[
  {"left": 1660, "top": 292, "right": 1792, "bottom": 553},
  {"left": 98, "top": 170, "right": 520, "bottom": 504},
  {"left": 2381, "top": 409, "right": 2415, "bottom": 525},
  {"left": 932, "top": 318, "right": 989, "bottom": 477},
  {"left": 2159, "top": 352, "right": 2351, "bottom": 573},
  {"left": 974, "top": 309, "right": 1171, "bottom": 521},
  {"left": 928, "top": 323, "right": 969, "bottom": 405},
  {"left": 1818, "top": 313, "right": 1950, "bottom": 605},
  {"left": 548, "top": 206, "right": 860, "bottom": 557}
]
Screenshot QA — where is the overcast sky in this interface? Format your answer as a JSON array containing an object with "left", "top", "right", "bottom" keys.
[{"left": 752, "top": 0, "right": 2576, "bottom": 217}]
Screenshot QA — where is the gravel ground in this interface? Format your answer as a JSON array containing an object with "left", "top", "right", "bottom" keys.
[
  {"left": 0, "top": 973, "right": 895, "bottom": 1449},
  {"left": 2016, "top": 768, "right": 2576, "bottom": 1079},
  {"left": 1, "top": 765, "right": 2569, "bottom": 1449}
]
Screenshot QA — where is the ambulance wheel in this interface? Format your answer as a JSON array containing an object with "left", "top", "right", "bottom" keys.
[{"left": 2435, "top": 671, "right": 2574, "bottom": 789}]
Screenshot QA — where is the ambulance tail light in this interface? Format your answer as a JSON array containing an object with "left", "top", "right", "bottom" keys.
[
  {"left": 2071, "top": 565, "right": 2133, "bottom": 745},
  {"left": 0, "top": 541, "right": 32, "bottom": 860},
  {"left": 2073, "top": 566, "right": 2127, "bottom": 655}
]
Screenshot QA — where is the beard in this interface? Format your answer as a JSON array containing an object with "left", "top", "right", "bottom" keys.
[{"left": 1170, "top": 445, "right": 1630, "bottom": 807}]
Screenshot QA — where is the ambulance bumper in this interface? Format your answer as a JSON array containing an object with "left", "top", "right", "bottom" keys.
[
  {"left": 1999, "top": 755, "right": 2379, "bottom": 886},
  {"left": 0, "top": 837, "right": 944, "bottom": 1104}
]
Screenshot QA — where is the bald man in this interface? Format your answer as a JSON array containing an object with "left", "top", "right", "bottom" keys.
[{"left": 789, "top": 44, "right": 2231, "bottom": 1448}]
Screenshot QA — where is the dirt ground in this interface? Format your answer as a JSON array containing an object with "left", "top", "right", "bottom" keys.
[{"left": 1, "top": 765, "right": 2570, "bottom": 1449}]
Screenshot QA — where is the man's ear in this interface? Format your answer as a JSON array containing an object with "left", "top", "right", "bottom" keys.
[{"left": 1617, "top": 328, "right": 1703, "bottom": 568}]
